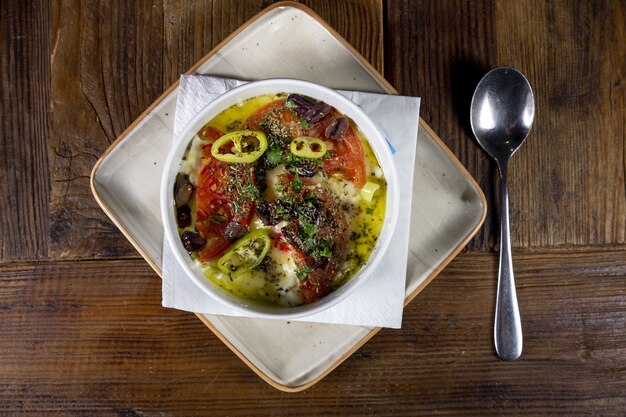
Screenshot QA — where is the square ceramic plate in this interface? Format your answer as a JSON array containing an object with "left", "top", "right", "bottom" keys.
[{"left": 91, "top": 2, "right": 486, "bottom": 391}]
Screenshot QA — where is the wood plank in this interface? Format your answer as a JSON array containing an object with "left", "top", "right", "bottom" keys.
[
  {"left": 385, "top": 0, "right": 626, "bottom": 251},
  {"left": 384, "top": 0, "right": 497, "bottom": 251},
  {"left": 162, "top": 0, "right": 384, "bottom": 85},
  {"left": 494, "top": 0, "right": 626, "bottom": 249},
  {"left": 49, "top": 0, "right": 166, "bottom": 260},
  {"left": 0, "top": 0, "right": 51, "bottom": 260},
  {"left": 0, "top": 251, "right": 624, "bottom": 414}
]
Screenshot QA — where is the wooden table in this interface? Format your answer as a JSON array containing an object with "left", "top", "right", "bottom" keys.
[{"left": 2, "top": 0, "right": 625, "bottom": 415}]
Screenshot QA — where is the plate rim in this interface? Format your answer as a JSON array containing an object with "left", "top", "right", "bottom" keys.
[{"left": 90, "top": 0, "right": 488, "bottom": 393}]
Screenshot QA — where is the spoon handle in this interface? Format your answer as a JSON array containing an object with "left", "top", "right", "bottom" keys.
[{"left": 495, "top": 162, "right": 523, "bottom": 361}]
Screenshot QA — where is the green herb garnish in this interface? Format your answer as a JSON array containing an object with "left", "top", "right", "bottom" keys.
[
  {"left": 205, "top": 214, "right": 227, "bottom": 224},
  {"left": 318, "top": 244, "right": 333, "bottom": 259},
  {"left": 292, "top": 172, "right": 303, "bottom": 194},
  {"left": 298, "top": 214, "right": 317, "bottom": 238},
  {"left": 266, "top": 144, "right": 283, "bottom": 166},
  {"left": 296, "top": 265, "right": 314, "bottom": 281}
]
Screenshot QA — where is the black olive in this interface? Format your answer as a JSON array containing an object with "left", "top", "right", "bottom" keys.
[
  {"left": 325, "top": 117, "right": 349, "bottom": 141},
  {"left": 304, "top": 101, "right": 332, "bottom": 124},
  {"left": 180, "top": 231, "right": 206, "bottom": 252},
  {"left": 223, "top": 221, "right": 247, "bottom": 241},
  {"left": 255, "top": 203, "right": 274, "bottom": 225},
  {"left": 281, "top": 224, "right": 301, "bottom": 249},
  {"left": 286, "top": 94, "right": 315, "bottom": 115},
  {"left": 294, "top": 165, "right": 318, "bottom": 177},
  {"left": 174, "top": 175, "right": 194, "bottom": 207},
  {"left": 176, "top": 205, "right": 191, "bottom": 228}
]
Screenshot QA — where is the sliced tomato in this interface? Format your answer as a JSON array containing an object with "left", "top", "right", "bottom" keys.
[
  {"left": 279, "top": 238, "right": 328, "bottom": 303},
  {"left": 202, "top": 125, "right": 224, "bottom": 142},
  {"left": 245, "top": 99, "right": 287, "bottom": 130},
  {"left": 196, "top": 156, "right": 228, "bottom": 203},
  {"left": 197, "top": 236, "right": 230, "bottom": 262},
  {"left": 323, "top": 126, "right": 366, "bottom": 188},
  {"left": 246, "top": 98, "right": 309, "bottom": 137},
  {"left": 275, "top": 238, "right": 291, "bottom": 252},
  {"left": 196, "top": 204, "right": 231, "bottom": 262},
  {"left": 194, "top": 146, "right": 257, "bottom": 261},
  {"left": 292, "top": 254, "right": 334, "bottom": 304}
]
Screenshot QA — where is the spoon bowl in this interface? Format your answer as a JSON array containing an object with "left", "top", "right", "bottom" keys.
[
  {"left": 471, "top": 67, "right": 535, "bottom": 163},
  {"left": 470, "top": 67, "right": 535, "bottom": 361}
]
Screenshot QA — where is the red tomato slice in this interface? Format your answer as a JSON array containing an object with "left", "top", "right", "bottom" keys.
[
  {"left": 195, "top": 163, "right": 230, "bottom": 261},
  {"left": 194, "top": 138, "right": 257, "bottom": 261},
  {"left": 280, "top": 235, "right": 333, "bottom": 304},
  {"left": 245, "top": 99, "right": 287, "bottom": 130},
  {"left": 323, "top": 126, "right": 366, "bottom": 188},
  {"left": 197, "top": 236, "right": 231, "bottom": 262},
  {"left": 293, "top": 254, "right": 334, "bottom": 304},
  {"left": 202, "top": 126, "right": 224, "bottom": 142}
]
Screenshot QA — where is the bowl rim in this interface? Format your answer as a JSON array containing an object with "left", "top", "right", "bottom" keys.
[{"left": 160, "top": 78, "right": 400, "bottom": 319}]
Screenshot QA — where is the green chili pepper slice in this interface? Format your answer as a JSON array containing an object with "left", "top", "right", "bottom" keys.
[
  {"left": 289, "top": 136, "right": 327, "bottom": 159},
  {"left": 217, "top": 229, "right": 271, "bottom": 277},
  {"left": 211, "top": 130, "right": 268, "bottom": 163}
]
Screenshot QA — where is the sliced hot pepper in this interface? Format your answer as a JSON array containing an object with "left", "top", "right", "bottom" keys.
[
  {"left": 289, "top": 136, "right": 327, "bottom": 159},
  {"left": 217, "top": 229, "right": 271, "bottom": 277},
  {"left": 211, "top": 130, "right": 268, "bottom": 163}
]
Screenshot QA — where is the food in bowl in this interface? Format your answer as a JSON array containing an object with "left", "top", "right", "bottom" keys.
[{"left": 173, "top": 92, "right": 387, "bottom": 307}]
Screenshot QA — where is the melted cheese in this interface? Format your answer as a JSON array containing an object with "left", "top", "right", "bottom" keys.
[
  {"left": 179, "top": 134, "right": 205, "bottom": 184},
  {"left": 323, "top": 177, "right": 361, "bottom": 206},
  {"left": 263, "top": 166, "right": 287, "bottom": 201}
]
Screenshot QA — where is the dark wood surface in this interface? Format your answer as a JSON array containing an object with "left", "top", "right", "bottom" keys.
[{"left": 1, "top": 0, "right": 624, "bottom": 415}]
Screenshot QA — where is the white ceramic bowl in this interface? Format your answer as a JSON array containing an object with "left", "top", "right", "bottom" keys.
[{"left": 161, "top": 78, "right": 399, "bottom": 319}]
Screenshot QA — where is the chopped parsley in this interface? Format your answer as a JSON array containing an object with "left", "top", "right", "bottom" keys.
[
  {"left": 318, "top": 244, "right": 333, "bottom": 259},
  {"left": 226, "top": 164, "right": 260, "bottom": 214},
  {"left": 299, "top": 119, "right": 310, "bottom": 128},
  {"left": 278, "top": 195, "right": 294, "bottom": 204},
  {"left": 296, "top": 265, "right": 314, "bottom": 281},
  {"left": 298, "top": 214, "right": 317, "bottom": 238},
  {"left": 303, "top": 236, "right": 333, "bottom": 261},
  {"left": 292, "top": 172, "right": 303, "bottom": 194},
  {"left": 266, "top": 144, "right": 283, "bottom": 166},
  {"left": 205, "top": 214, "right": 227, "bottom": 224},
  {"left": 285, "top": 100, "right": 298, "bottom": 109}
]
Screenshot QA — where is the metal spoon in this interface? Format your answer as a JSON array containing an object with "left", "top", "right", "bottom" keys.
[{"left": 470, "top": 67, "right": 535, "bottom": 361}]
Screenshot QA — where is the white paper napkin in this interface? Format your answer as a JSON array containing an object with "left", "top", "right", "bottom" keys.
[{"left": 162, "top": 75, "right": 420, "bottom": 329}]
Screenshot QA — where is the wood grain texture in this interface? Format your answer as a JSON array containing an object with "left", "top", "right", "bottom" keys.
[
  {"left": 162, "top": 0, "right": 383, "bottom": 86},
  {"left": 49, "top": 0, "right": 165, "bottom": 260},
  {"left": 0, "top": 0, "right": 51, "bottom": 260},
  {"left": 385, "top": 0, "right": 498, "bottom": 251},
  {"left": 162, "top": 0, "right": 266, "bottom": 86},
  {"left": 494, "top": 0, "right": 626, "bottom": 249},
  {"left": 0, "top": 251, "right": 624, "bottom": 415},
  {"left": 385, "top": 0, "right": 626, "bottom": 251}
]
